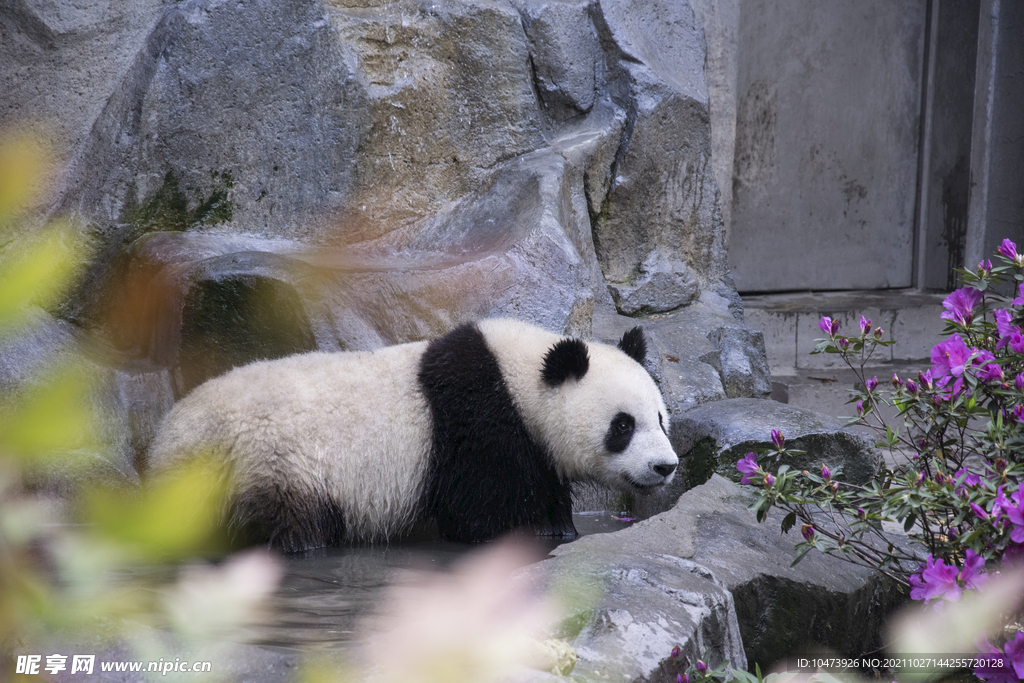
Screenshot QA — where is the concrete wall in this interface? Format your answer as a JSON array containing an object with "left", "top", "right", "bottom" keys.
[
  {"left": 699, "top": 0, "right": 1023, "bottom": 295},
  {"left": 915, "top": 0, "right": 979, "bottom": 291},
  {"left": 965, "top": 0, "right": 1024, "bottom": 268},
  {"left": 726, "top": 0, "right": 926, "bottom": 293}
]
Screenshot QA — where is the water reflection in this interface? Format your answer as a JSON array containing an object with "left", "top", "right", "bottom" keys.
[{"left": 249, "top": 512, "right": 632, "bottom": 651}]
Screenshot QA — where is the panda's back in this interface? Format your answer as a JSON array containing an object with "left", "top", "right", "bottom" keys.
[{"left": 148, "top": 341, "right": 433, "bottom": 544}]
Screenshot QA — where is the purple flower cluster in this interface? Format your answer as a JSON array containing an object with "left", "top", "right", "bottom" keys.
[
  {"left": 976, "top": 632, "right": 1024, "bottom": 682},
  {"left": 908, "top": 549, "right": 985, "bottom": 608},
  {"left": 940, "top": 287, "right": 984, "bottom": 327}
]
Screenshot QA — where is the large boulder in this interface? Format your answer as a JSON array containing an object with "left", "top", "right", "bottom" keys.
[
  {"left": 524, "top": 475, "right": 906, "bottom": 680},
  {"left": 674, "top": 398, "right": 882, "bottom": 491}
]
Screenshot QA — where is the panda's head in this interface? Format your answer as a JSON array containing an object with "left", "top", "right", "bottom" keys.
[{"left": 534, "top": 327, "right": 679, "bottom": 493}]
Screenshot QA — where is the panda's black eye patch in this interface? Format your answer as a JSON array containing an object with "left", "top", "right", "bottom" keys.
[
  {"left": 659, "top": 412, "right": 667, "bottom": 436},
  {"left": 605, "top": 412, "right": 635, "bottom": 453}
]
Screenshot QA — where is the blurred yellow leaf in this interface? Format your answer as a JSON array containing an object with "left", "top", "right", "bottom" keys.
[
  {"left": 0, "top": 361, "right": 98, "bottom": 466},
  {"left": 0, "top": 130, "right": 49, "bottom": 221},
  {"left": 0, "top": 219, "right": 83, "bottom": 335},
  {"left": 84, "top": 457, "right": 229, "bottom": 561}
]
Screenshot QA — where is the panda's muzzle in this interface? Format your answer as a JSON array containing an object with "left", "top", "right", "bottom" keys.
[
  {"left": 653, "top": 462, "right": 676, "bottom": 478},
  {"left": 623, "top": 462, "right": 676, "bottom": 491}
]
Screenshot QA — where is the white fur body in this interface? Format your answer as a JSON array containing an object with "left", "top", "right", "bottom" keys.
[
  {"left": 148, "top": 342, "right": 433, "bottom": 540},
  {"left": 148, "top": 319, "right": 678, "bottom": 544}
]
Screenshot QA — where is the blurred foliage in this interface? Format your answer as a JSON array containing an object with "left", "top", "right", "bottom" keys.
[{"left": 0, "top": 129, "right": 279, "bottom": 678}]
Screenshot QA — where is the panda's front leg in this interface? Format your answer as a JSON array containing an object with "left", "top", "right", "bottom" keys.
[{"left": 535, "top": 485, "right": 577, "bottom": 540}]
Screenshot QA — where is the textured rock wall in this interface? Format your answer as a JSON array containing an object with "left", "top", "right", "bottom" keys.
[{"left": 2, "top": 0, "right": 770, "bottom": 469}]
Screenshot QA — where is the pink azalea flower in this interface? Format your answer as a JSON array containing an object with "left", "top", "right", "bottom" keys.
[
  {"left": 1002, "top": 487, "right": 1024, "bottom": 543},
  {"left": 1015, "top": 373, "right": 1024, "bottom": 393},
  {"left": 958, "top": 549, "right": 986, "bottom": 590},
  {"left": 991, "top": 486, "right": 1012, "bottom": 519},
  {"left": 818, "top": 316, "right": 839, "bottom": 336},
  {"left": 771, "top": 429, "right": 785, "bottom": 449},
  {"left": 997, "top": 238, "right": 1021, "bottom": 264},
  {"left": 975, "top": 640, "right": 1016, "bottom": 683},
  {"left": 1014, "top": 283, "right": 1024, "bottom": 306},
  {"left": 736, "top": 453, "right": 759, "bottom": 485},
  {"left": 994, "top": 310, "right": 1016, "bottom": 350},
  {"left": 955, "top": 468, "right": 981, "bottom": 495},
  {"left": 973, "top": 350, "right": 1003, "bottom": 382},
  {"left": 930, "top": 334, "right": 973, "bottom": 378},
  {"left": 940, "top": 287, "right": 984, "bottom": 326},
  {"left": 1004, "top": 633, "right": 1024, "bottom": 679},
  {"left": 1011, "top": 332, "right": 1024, "bottom": 354},
  {"left": 859, "top": 315, "right": 872, "bottom": 335},
  {"left": 970, "top": 502, "right": 990, "bottom": 522},
  {"left": 918, "top": 555, "right": 961, "bottom": 603}
]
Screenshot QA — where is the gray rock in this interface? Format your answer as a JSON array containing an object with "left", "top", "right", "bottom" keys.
[
  {"left": 518, "top": 538, "right": 746, "bottom": 682},
  {"left": 539, "top": 475, "right": 905, "bottom": 677},
  {"left": 592, "top": 0, "right": 730, "bottom": 311},
  {"left": 511, "top": 0, "right": 603, "bottom": 121},
  {"left": 58, "top": 0, "right": 368, "bottom": 245},
  {"left": 607, "top": 251, "right": 700, "bottom": 315},
  {"left": 675, "top": 475, "right": 906, "bottom": 669},
  {"left": 674, "top": 398, "right": 882, "bottom": 492}
]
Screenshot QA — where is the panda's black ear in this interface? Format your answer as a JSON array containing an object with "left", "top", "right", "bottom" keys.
[
  {"left": 542, "top": 338, "right": 590, "bottom": 387},
  {"left": 617, "top": 326, "right": 647, "bottom": 365}
]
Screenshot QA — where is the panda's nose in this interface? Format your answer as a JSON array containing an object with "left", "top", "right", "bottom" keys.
[{"left": 653, "top": 463, "right": 676, "bottom": 478}]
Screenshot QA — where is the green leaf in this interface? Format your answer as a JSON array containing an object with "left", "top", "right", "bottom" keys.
[
  {"left": 791, "top": 544, "right": 813, "bottom": 567},
  {"left": 0, "top": 219, "right": 83, "bottom": 335},
  {"left": 903, "top": 513, "right": 917, "bottom": 532},
  {"left": 781, "top": 511, "right": 797, "bottom": 533},
  {"left": 0, "top": 361, "right": 99, "bottom": 465},
  {"left": 84, "top": 456, "right": 229, "bottom": 561}
]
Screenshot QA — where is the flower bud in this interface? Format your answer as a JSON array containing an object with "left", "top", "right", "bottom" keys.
[
  {"left": 860, "top": 315, "right": 872, "bottom": 336},
  {"left": 821, "top": 463, "right": 832, "bottom": 480},
  {"left": 874, "top": 327, "right": 884, "bottom": 340},
  {"left": 934, "top": 472, "right": 946, "bottom": 485},
  {"left": 891, "top": 374, "right": 902, "bottom": 389},
  {"left": 978, "top": 259, "right": 992, "bottom": 277},
  {"left": 763, "top": 472, "right": 775, "bottom": 487},
  {"left": 696, "top": 661, "right": 707, "bottom": 674},
  {"left": 918, "top": 370, "right": 934, "bottom": 391},
  {"left": 771, "top": 429, "right": 785, "bottom": 450},
  {"left": 865, "top": 376, "right": 878, "bottom": 392},
  {"left": 677, "top": 674, "right": 689, "bottom": 683},
  {"left": 905, "top": 379, "right": 918, "bottom": 395},
  {"left": 857, "top": 507, "right": 867, "bottom": 521},
  {"left": 801, "top": 523, "right": 815, "bottom": 542},
  {"left": 819, "top": 316, "right": 839, "bottom": 336},
  {"left": 671, "top": 646, "right": 681, "bottom": 659},
  {"left": 1015, "top": 373, "right": 1024, "bottom": 393},
  {"left": 837, "top": 337, "right": 850, "bottom": 352},
  {"left": 856, "top": 399, "right": 865, "bottom": 416},
  {"left": 830, "top": 481, "right": 839, "bottom": 493}
]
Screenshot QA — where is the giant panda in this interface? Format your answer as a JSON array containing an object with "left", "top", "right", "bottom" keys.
[{"left": 147, "top": 318, "right": 678, "bottom": 552}]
